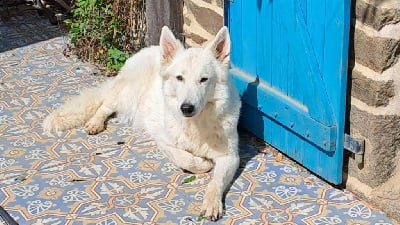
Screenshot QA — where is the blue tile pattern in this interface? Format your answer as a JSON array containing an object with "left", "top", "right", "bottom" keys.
[{"left": 0, "top": 11, "right": 395, "bottom": 225}]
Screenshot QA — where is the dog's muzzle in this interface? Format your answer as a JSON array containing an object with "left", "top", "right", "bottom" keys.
[{"left": 180, "top": 103, "right": 195, "bottom": 117}]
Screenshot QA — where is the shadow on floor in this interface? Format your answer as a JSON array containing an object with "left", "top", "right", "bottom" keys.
[{"left": 0, "top": 6, "right": 67, "bottom": 53}]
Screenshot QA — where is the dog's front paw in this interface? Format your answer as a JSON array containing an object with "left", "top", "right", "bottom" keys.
[
  {"left": 201, "top": 184, "right": 223, "bottom": 221},
  {"left": 84, "top": 119, "right": 104, "bottom": 135}
]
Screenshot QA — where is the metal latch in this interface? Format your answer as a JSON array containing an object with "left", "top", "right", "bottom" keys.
[{"left": 344, "top": 134, "right": 365, "bottom": 164}]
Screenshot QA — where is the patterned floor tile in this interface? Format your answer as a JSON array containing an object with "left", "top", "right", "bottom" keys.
[{"left": 0, "top": 9, "right": 395, "bottom": 225}]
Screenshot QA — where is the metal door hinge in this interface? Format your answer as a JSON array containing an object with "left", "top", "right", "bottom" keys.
[{"left": 344, "top": 134, "right": 365, "bottom": 164}]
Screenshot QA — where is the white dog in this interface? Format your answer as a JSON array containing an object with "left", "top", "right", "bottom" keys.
[{"left": 43, "top": 26, "right": 241, "bottom": 221}]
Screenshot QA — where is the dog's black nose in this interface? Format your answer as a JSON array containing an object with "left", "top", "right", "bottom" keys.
[{"left": 180, "top": 103, "right": 195, "bottom": 117}]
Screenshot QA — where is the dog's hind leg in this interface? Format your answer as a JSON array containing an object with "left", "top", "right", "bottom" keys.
[
  {"left": 83, "top": 83, "right": 122, "bottom": 135},
  {"left": 159, "top": 144, "right": 214, "bottom": 174},
  {"left": 84, "top": 104, "right": 115, "bottom": 135},
  {"left": 43, "top": 87, "right": 105, "bottom": 134}
]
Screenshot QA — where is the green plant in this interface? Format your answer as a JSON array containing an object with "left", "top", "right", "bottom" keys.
[
  {"left": 65, "top": 0, "right": 145, "bottom": 75},
  {"left": 107, "top": 48, "right": 128, "bottom": 71}
]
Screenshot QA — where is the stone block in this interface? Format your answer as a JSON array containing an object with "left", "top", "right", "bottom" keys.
[
  {"left": 185, "top": 33, "right": 208, "bottom": 45},
  {"left": 202, "top": 0, "right": 223, "bottom": 8},
  {"left": 345, "top": 105, "right": 400, "bottom": 188},
  {"left": 216, "top": 0, "right": 223, "bottom": 8},
  {"left": 352, "top": 0, "right": 400, "bottom": 30},
  {"left": 371, "top": 169, "right": 400, "bottom": 224},
  {"left": 184, "top": 0, "right": 223, "bottom": 35},
  {"left": 183, "top": 14, "right": 192, "bottom": 26},
  {"left": 350, "top": 27, "right": 400, "bottom": 73},
  {"left": 350, "top": 68, "right": 395, "bottom": 106}
]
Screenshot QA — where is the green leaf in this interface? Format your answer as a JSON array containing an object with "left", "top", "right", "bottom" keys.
[
  {"left": 70, "top": 27, "right": 80, "bottom": 34},
  {"left": 64, "top": 19, "right": 72, "bottom": 25},
  {"left": 182, "top": 175, "right": 196, "bottom": 184},
  {"left": 196, "top": 215, "right": 204, "bottom": 221},
  {"left": 15, "top": 175, "right": 27, "bottom": 182}
]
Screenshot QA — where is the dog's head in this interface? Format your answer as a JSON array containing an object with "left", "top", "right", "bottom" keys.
[{"left": 159, "top": 26, "right": 231, "bottom": 118}]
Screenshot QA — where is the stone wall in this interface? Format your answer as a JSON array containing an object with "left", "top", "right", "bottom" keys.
[
  {"left": 182, "top": 0, "right": 400, "bottom": 222},
  {"left": 182, "top": 0, "right": 223, "bottom": 47},
  {"left": 346, "top": 0, "right": 400, "bottom": 222}
]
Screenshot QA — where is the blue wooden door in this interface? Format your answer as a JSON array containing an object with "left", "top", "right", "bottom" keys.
[{"left": 225, "top": 0, "right": 350, "bottom": 184}]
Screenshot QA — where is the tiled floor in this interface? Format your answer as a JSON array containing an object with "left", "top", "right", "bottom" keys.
[{"left": 0, "top": 11, "right": 395, "bottom": 225}]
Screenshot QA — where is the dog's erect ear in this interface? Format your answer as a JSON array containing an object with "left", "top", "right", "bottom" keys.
[
  {"left": 207, "top": 26, "right": 231, "bottom": 66},
  {"left": 160, "top": 26, "right": 183, "bottom": 64}
]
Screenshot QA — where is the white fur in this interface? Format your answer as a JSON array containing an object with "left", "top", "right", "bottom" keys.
[{"left": 43, "top": 26, "right": 241, "bottom": 221}]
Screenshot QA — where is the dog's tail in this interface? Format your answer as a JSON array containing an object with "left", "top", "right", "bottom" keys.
[{"left": 43, "top": 87, "right": 104, "bottom": 134}]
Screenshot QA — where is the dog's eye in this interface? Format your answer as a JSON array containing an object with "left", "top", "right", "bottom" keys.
[
  {"left": 176, "top": 75, "right": 184, "bottom": 81},
  {"left": 200, "top": 77, "right": 208, "bottom": 83}
]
